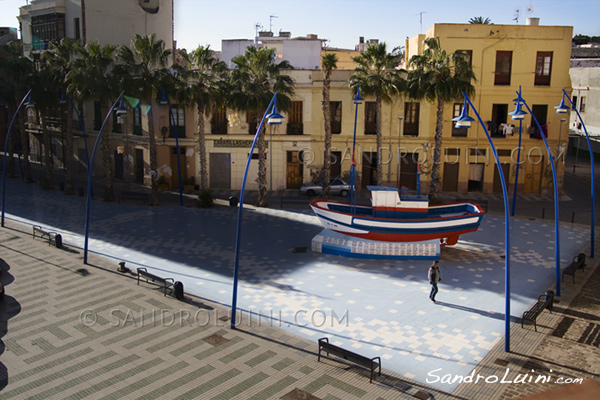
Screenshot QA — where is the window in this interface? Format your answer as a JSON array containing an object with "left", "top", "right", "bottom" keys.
[
  {"left": 534, "top": 52, "right": 552, "bottom": 86},
  {"left": 529, "top": 105, "right": 548, "bottom": 139},
  {"left": 133, "top": 107, "right": 142, "bottom": 135},
  {"left": 452, "top": 102, "right": 468, "bottom": 137},
  {"left": 287, "top": 101, "right": 303, "bottom": 135},
  {"left": 494, "top": 51, "right": 512, "bottom": 86},
  {"left": 330, "top": 101, "right": 342, "bottom": 134},
  {"left": 364, "top": 102, "right": 377, "bottom": 135},
  {"left": 572, "top": 96, "right": 578, "bottom": 110},
  {"left": 31, "top": 13, "right": 66, "bottom": 51},
  {"left": 403, "top": 102, "right": 419, "bottom": 136},
  {"left": 490, "top": 104, "right": 508, "bottom": 138},
  {"left": 74, "top": 17, "right": 80, "bottom": 40},
  {"left": 169, "top": 105, "right": 185, "bottom": 138},
  {"left": 211, "top": 107, "right": 227, "bottom": 134},
  {"left": 580, "top": 96, "right": 586, "bottom": 113}
]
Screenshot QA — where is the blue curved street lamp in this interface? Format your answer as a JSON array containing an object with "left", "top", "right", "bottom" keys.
[
  {"left": 509, "top": 87, "right": 527, "bottom": 216},
  {"left": 83, "top": 91, "right": 128, "bottom": 264},
  {"left": 453, "top": 93, "right": 512, "bottom": 352},
  {"left": 555, "top": 89, "right": 594, "bottom": 258},
  {"left": 349, "top": 87, "right": 363, "bottom": 214},
  {"left": 2, "top": 89, "right": 33, "bottom": 227},
  {"left": 231, "top": 92, "right": 283, "bottom": 329},
  {"left": 513, "top": 91, "right": 561, "bottom": 296},
  {"left": 159, "top": 88, "right": 184, "bottom": 206}
]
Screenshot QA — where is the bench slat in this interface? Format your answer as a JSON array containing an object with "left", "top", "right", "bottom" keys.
[{"left": 318, "top": 338, "right": 381, "bottom": 383}]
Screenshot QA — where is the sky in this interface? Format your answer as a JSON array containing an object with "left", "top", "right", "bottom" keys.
[{"left": 1, "top": 0, "right": 599, "bottom": 52}]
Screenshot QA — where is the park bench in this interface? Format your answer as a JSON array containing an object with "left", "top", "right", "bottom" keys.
[
  {"left": 137, "top": 268, "right": 174, "bottom": 296},
  {"left": 562, "top": 253, "right": 586, "bottom": 284},
  {"left": 119, "top": 191, "right": 149, "bottom": 205},
  {"left": 521, "top": 290, "right": 554, "bottom": 331},
  {"left": 32, "top": 225, "right": 62, "bottom": 248},
  {"left": 318, "top": 337, "right": 381, "bottom": 383}
]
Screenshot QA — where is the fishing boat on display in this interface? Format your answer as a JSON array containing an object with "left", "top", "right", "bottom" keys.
[
  {"left": 309, "top": 186, "right": 485, "bottom": 247},
  {"left": 309, "top": 86, "right": 485, "bottom": 254}
]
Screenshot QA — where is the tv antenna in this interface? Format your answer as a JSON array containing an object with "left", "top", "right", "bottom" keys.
[
  {"left": 513, "top": 8, "right": 520, "bottom": 24},
  {"left": 254, "top": 23, "right": 263, "bottom": 46},
  {"left": 417, "top": 11, "right": 427, "bottom": 33},
  {"left": 526, "top": 1, "right": 534, "bottom": 15},
  {"left": 270, "top": 15, "right": 278, "bottom": 33}
]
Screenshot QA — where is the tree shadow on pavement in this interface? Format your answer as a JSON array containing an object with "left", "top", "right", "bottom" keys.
[{"left": 0, "top": 259, "right": 22, "bottom": 392}]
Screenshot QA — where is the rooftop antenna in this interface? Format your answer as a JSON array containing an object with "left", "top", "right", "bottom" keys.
[
  {"left": 513, "top": 8, "right": 520, "bottom": 24},
  {"left": 254, "top": 22, "right": 263, "bottom": 46},
  {"left": 269, "top": 15, "right": 278, "bottom": 33},
  {"left": 417, "top": 11, "right": 427, "bottom": 34},
  {"left": 526, "top": 1, "right": 534, "bottom": 15}
]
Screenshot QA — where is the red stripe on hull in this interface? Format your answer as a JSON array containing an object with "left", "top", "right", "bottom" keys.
[{"left": 329, "top": 227, "right": 478, "bottom": 244}]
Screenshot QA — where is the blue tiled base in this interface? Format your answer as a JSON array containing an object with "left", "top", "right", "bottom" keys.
[{"left": 312, "top": 229, "right": 441, "bottom": 260}]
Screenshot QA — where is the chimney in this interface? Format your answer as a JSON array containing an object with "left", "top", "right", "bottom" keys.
[{"left": 526, "top": 17, "right": 540, "bottom": 26}]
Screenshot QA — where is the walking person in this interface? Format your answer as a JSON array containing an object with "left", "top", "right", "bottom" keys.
[{"left": 429, "top": 260, "right": 442, "bottom": 303}]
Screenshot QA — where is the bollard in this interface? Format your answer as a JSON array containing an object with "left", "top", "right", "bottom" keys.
[
  {"left": 541, "top": 208, "right": 545, "bottom": 219},
  {"left": 54, "top": 234, "right": 63, "bottom": 249},
  {"left": 228, "top": 196, "right": 238, "bottom": 207},
  {"left": 173, "top": 281, "right": 184, "bottom": 300}
]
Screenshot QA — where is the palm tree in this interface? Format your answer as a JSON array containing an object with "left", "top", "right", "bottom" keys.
[
  {"left": 67, "top": 41, "right": 119, "bottom": 201},
  {"left": 44, "top": 38, "right": 80, "bottom": 194},
  {"left": 407, "top": 37, "right": 476, "bottom": 199},
  {"left": 321, "top": 52, "right": 338, "bottom": 198},
  {"left": 350, "top": 43, "right": 405, "bottom": 186},
  {"left": 229, "top": 46, "right": 295, "bottom": 207},
  {"left": 117, "top": 34, "right": 172, "bottom": 206},
  {"left": 180, "top": 45, "right": 228, "bottom": 191},
  {"left": 469, "top": 16, "right": 492, "bottom": 24}
]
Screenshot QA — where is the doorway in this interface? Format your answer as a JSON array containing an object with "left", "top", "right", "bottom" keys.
[
  {"left": 209, "top": 153, "right": 231, "bottom": 189},
  {"left": 286, "top": 151, "right": 303, "bottom": 188}
]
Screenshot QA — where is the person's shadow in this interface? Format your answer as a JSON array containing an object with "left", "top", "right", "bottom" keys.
[
  {"left": 0, "top": 259, "right": 22, "bottom": 392},
  {"left": 435, "top": 301, "right": 521, "bottom": 323}
]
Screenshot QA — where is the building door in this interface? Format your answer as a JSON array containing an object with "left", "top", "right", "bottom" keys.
[
  {"left": 399, "top": 153, "right": 418, "bottom": 191},
  {"left": 209, "top": 153, "right": 231, "bottom": 189},
  {"left": 442, "top": 162, "right": 459, "bottom": 192},
  {"left": 331, "top": 151, "right": 342, "bottom": 179},
  {"left": 523, "top": 155, "right": 543, "bottom": 193},
  {"left": 361, "top": 152, "right": 377, "bottom": 189},
  {"left": 468, "top": 163, "right": 484, "bottom": 192},
  {"left": 135, "top": 149, "right": 144, "bottom": 184},
  {"left": 286, "top": 151, "right": 303, "bottom": 188},
  {"left": 493, "top": 163, "right": 510, "bottom": 193},
  {"left": 114, "top": 151, "right": 123, "bottom": 180}
]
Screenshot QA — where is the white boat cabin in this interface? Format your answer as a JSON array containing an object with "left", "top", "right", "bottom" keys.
[{"left": 368, "top": 186, "right": 429, "bottom": 218}]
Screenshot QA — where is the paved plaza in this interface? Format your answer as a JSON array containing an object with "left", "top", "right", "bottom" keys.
[{"left": 1, "top": 163, "right": 599, "bottom": 399}]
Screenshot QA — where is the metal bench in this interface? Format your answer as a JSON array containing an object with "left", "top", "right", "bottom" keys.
[
  {"left": 318, "top": 337, "right": 381, "bottom": 383},
  {"left": 32, "top": 225, "right": 61, "bottom": 248},
  {"left": 562, "top": 253, "right": 586, "bottom": 283},
  {"left": 521, "top": 290, "right": 554, "bottom": 331},
  {"left": 119, "top": 191, "right": 149, "bottom": 205},
  {"left": 137, "top": 268, "right": 174, "bottom": 296}
]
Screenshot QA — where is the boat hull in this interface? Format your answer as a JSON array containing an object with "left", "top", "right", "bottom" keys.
[{"left": 309, "top": 199, "right": 484, "bottom": 245}]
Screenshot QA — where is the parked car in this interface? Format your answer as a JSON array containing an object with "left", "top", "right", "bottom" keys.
[{"left": 300, "top": 179, "right": 350, "bottom": 197}]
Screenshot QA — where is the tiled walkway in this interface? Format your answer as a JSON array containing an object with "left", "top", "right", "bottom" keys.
[{"left": 0, "top": 176, "right": 598, "bottom": 398}]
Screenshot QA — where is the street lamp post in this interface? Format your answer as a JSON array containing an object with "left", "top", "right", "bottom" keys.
[
  {"left": 349, "top": 87, "right": 364, "bottom": 214},
  {"left": 159, "top": 89, "right": 184, "bottom": 206},
  {"left": 2, "top": 89, "right": 33, "bottom": 228},
  {"left": 510, "top": 87, "right": 527, "bottom": 217},
  {"left": 83, "top": 91, "right": 128, "bottom": 264},
  {"left": 516, "top": 92, "right": 561, "bottom": 296},
  {"left": 556, "top": 89, "right": 595, "bottom": 258},
  {"left": 231, "top": 93, "right": 283, "bottom": 329},
  {"left": 453, "top": 93, "right": 512, "bottom": 352}
]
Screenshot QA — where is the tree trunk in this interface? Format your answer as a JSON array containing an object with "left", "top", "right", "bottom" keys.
[
  {"left": 64, "top": 103, "right": 75, "bottom": 195},
  {"left": 256, "top": 123, "right": 268, "bottom": 207},
  {"left": 376, "top": 96, "right": 383, "bottom": 186},
  {"left": 148, "top": 107, "right": 158, "bottom": 205},
  {"left": 101, "top": 104, "right": 114, "bottom": 201},
  {"left": 41, "top": 114, "right": 54, "bottom": 189},
  {"left": 19, "top": 110, "right": 32, "bottom": 182},
  {"left": 322, "top": 72, "right": 332, "bottom": 198},
  {"left": 429, "top": 98, "right": 445, "bottom": 199},
  {"left": 197, "top": 104, "right": 208, "bottom": 191}
]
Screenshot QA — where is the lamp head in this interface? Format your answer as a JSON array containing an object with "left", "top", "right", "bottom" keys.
[
  {"left": 353, "top": 87, "right": 364, "bottom": 105},
  {"left": 266, "top": 103, "right": 284, "bottom": 125},
  {"left": 59, "top": 89, "right": 68, "bottom": 105},
  {"left": 509, "top": 102, "right": 527, "bottom": 120},
  {"left": 25, "top": 93, "right": 36, "bottom": 109},
  {"left": 115, "top": 98, "right": 128, "bottom": 116},
  {"left": 554, "top": 95, "right": 569, "bottom": 114},
  {"left": 159, "top": 88, "right": 169, "bottom": 106},
  {"left": 452, "top": 105, "right": 474, "bottom": 128}
]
